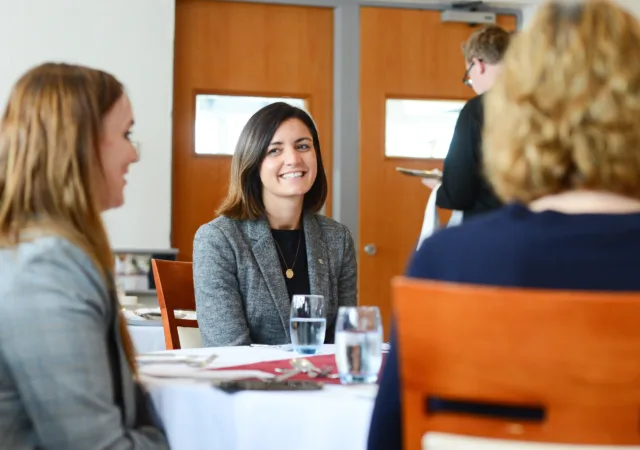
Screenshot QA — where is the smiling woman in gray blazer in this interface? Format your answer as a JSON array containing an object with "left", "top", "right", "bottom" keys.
[{"left": 193, "top": 102, "right": 357, "bottom": 347}]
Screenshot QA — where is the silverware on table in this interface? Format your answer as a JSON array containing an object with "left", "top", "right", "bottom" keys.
[
  {"left": 273, "top": 357, "right": 342, "bottom": 380},
  {"left": 273, "top": 368, "right": 301, "bottom": 382},
  {"left": 186, "top": 353, "right": 218, "bottom": 368}
]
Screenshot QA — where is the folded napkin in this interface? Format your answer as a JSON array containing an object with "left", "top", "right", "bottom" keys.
[{"left": 140, "top": 364, "right": 273, "bottom": 382}]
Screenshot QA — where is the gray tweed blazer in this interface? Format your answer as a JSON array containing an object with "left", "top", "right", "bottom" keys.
[
  {"left": 193, "top": 213, "right": 358, "bottom": 347},
  {"left": 0, "top": 237, "right": 168, "bottom": 450}
]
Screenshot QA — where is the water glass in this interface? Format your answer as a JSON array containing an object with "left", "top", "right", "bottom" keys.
[
  {"left": 290, "top": 295, "right": 327, "bottom": 355},
  {"left": 334, "top": 306, "right": 383, "bottom": 384}
]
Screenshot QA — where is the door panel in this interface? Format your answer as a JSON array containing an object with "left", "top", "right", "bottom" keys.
[
  {"left": 172, "top": 0, "right": 334, "bottom": 261},
  {"left": 359, "top": 8, "right": 517, "bottom": 338}
]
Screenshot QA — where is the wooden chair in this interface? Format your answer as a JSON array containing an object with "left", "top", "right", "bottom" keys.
[
  {"left": 392, "top": 276, "right": 640, "bottom": 449},
  {"left": 151, "top": 259, "right": 198, "bottom": 350}
]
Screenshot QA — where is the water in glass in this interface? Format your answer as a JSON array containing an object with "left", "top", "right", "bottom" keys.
[
  {"left": 290, "top": 318, "right": 327, "bottom": 355},
  {"left": 335, "top": 330, "right": 383, "bottom": 383},
  {"left": 334, "top": 306, "right": 383, "bottom": 384},
  {"left": 290, "top": 295, "right": 327, "bottom": 355}
]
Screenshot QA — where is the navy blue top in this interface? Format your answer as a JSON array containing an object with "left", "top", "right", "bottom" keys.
[{"left": 367, "top": 203, "right": 640, "bottom": 450}]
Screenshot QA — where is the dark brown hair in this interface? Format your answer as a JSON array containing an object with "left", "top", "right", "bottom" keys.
[
  {"left": 217, "top": 102, "right": 328, "bottom": 219},
  {"left": 462, "top": 25, "right": 512, "bottom": 64}
]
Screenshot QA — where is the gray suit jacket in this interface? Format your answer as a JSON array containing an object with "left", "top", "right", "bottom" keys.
[
  {"left": 193, "top": 213, "right": 358, "bottom": 347},
  {"left": 0, "top": 237, "right": 168, "bottom": 450}
]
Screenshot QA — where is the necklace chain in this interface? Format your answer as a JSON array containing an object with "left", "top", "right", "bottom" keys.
[{"left": 273, "top": 231, "right": 302, "bottom": 279}]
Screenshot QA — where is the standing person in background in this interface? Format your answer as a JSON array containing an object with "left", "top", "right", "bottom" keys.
[
  {"left": 423, "top": 25, "right": 512, "bottom": 222},
  {"left": 0, "top": 63, "right": 169, "bottom": 449}
]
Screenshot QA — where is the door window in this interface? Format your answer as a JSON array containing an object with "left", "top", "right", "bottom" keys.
[
  {"left": 385, "top": 99, "right": 465, "bottom": 159},
  {"left": 194, "top": 94, "right": 307, "bottom": 155}
]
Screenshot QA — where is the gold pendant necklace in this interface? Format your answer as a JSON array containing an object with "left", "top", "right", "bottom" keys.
[{"left": 274, "top": 231, "right": 302, "bottom": 280}]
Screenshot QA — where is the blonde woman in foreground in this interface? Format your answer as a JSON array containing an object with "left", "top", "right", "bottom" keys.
[
  {"left": 0, "top": 64, "right": 169, "bottom": 449},
  {"left": 370, "top": 1, "right": 640, "bottom": 449}
]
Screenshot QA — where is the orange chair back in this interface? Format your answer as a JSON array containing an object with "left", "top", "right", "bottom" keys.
[
  {"left": 151, "top": 259, "right": 198, "bottom": 350},
  {"left": 393, "top": 276, "right": 640, "bottom": 449}
]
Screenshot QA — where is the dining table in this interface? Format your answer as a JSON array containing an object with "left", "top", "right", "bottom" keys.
[
  {"left": 140, "top": 344, "right": 620, "bottom": 450},
  {"left": 140, "top": 344, "right": 378, "bottom": 450}
]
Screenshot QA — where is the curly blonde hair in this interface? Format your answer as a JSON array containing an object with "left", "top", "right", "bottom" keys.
[
  {"left": 462, "top": 25, "right": 511, "bottom": 64},
  {"left": 484, "top": 0, "right": 640, "bottom": 203}
]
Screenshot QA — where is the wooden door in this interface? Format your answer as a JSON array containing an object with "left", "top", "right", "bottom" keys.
[
  {"left": 172, "top": 0, "right": 334, "bottom": 261},
  {"left": 359, "top": 8, "right": 517, "bottom": 338}
]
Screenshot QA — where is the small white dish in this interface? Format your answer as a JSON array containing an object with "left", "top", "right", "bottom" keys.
[
  {"left": 133, "top": 307, "right": 196, "bottom": 321},
  {"left": 133, "top": 307, "right": 164, "bottom": 320},
  {"left": 124, "top": 309, "right": 162, "bottom": 327}
]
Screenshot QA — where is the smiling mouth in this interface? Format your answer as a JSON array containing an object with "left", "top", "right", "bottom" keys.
[{"left": 279, "top": 171, "right": 306, "bottom": 180}]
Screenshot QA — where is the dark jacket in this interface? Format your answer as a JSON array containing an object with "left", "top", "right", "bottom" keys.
[
  {"left": 436, "top": 94, "right": 501, "bottom": 221},
  {"left": 368, "top": 204, "right": 640, "bottom": 450}
]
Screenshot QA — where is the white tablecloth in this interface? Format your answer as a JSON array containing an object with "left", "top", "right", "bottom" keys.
[
  {"left": 128, "top": 322, "right": 202, "bottom": 354},
  {"left": 128, "top": 323, "right": 166, "bottom": 354},
  {"left": 143, "top": 345, "right": 376, "bottom": 450}
]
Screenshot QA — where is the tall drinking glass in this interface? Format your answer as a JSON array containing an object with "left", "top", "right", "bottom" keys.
[
  {"left": 334, "top": 306, "right": 383, "bottom": 384},
  {"left": 290, "top": 295, "right": 327, "bottom": 355}
]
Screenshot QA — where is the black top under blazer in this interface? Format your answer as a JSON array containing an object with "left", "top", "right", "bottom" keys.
[{"left": 193, "top": 212, "right": 358, "bottom": 347}]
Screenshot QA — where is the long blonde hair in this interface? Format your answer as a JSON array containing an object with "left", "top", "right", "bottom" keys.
[
  {"left": 0, "top": 62, "right": 137, "bottom": 371},
  {"left": 484, "top": 0, "right": 640, "bottom": 203}
]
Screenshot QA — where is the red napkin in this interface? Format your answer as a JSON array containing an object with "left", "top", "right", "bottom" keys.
[{"left": 211, "top": 353, "right": 388, "bottom": 385}]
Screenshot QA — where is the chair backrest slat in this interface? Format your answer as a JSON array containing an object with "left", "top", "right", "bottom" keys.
[{"left": 151, "top": 259, "right": 198, "bottom": 350}]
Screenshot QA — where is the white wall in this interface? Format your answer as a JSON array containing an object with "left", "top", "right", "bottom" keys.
[{"left": 0, "top": 0, "right": 175, "bottom": 250}]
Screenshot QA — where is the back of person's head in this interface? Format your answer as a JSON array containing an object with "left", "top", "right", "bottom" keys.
[
  {"left": 217, "top": 101, "right": 328, "bottom": 220},
  {"left": 462, "top": 24, "right": 512, "bottom": 65},
  {"left": 484, "top": 0, "right": 640, "bottom": 204},
  {"left": 0, "top": 62, "right": 137, "bottom": 369},
  {"left": 462, "top": 25, "right": 512, "bottom": 94}
]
